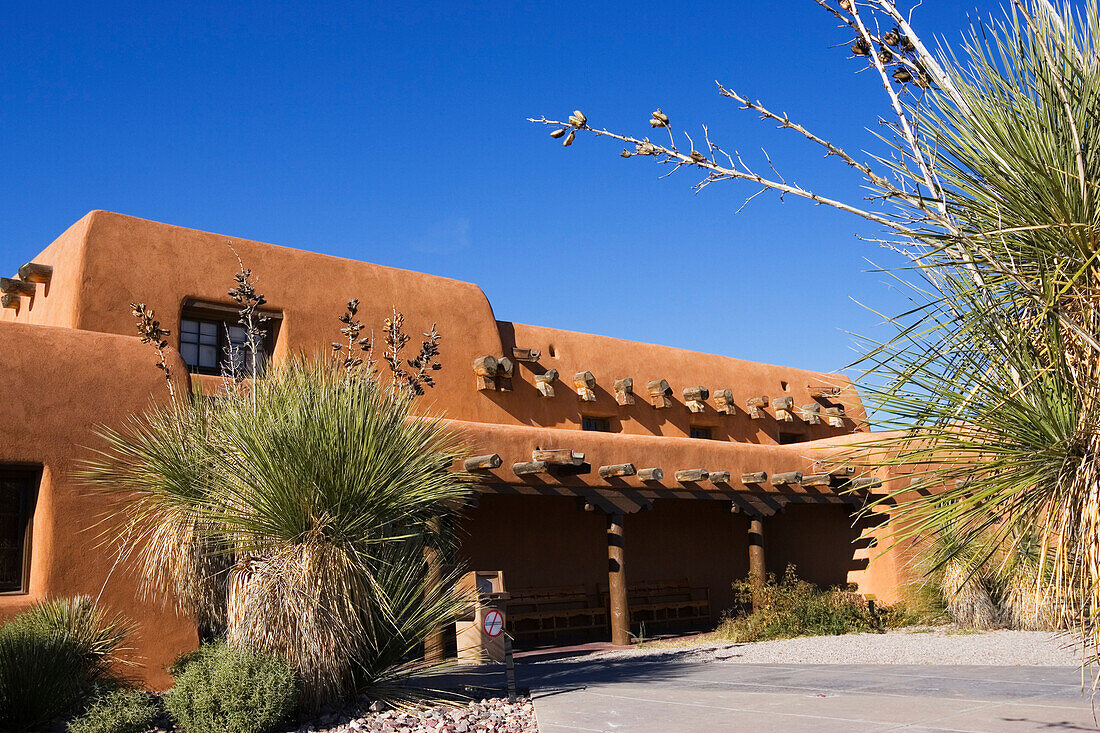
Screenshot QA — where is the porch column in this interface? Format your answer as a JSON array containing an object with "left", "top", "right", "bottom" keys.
[
  {"left": 606, "top": 512, "right": 631, "bottom": 645},
  {"left": 748, "top": 513, "right": 766, "bottom": 611}
]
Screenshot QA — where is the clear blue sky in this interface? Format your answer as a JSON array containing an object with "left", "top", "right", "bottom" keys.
[{"left": 0, "top": 0, "right": 1005, "bottom": 374}]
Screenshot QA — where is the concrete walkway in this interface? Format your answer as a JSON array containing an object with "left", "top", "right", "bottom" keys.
[{"left": 516, "top": 654, "right": 1100, "bottom": 732}]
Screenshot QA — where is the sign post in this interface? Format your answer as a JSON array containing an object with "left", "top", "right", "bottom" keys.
[{"left": 482, "top": 609, "right": 515, "bottom": 701}]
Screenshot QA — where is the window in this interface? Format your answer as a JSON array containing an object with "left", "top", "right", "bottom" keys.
[
  {"left": 690, "top": 426, "right": 713, "bottom": 440},
  {"left": 582, "top": 416, "right": 611, "bottom": 432},
  {"left": 0, "top": 467, "right": 38, "bottom": 593},
  {"left": 778, "top": 432, "right": 806, "bottom": 445},
  {"left": 179, "top": 302, "right": 278, "bottom": 376}
]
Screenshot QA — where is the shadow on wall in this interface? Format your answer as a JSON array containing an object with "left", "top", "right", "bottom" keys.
[{"left": 485, "top": 321, "right": 776, "bottom": 443}]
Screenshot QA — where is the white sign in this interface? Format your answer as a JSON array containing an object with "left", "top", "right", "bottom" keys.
[{"left": 483, "top": 609, "right": 504, "bottom": 638}]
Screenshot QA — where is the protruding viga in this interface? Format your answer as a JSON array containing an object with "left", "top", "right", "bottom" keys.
[
  {"left": 771, "top": 396, "right": 794, "bottom": 422},
  {"left": 573, "top": 371, "right": 596, "bottom": 401},
  {"left": 473, "top": 355, "right": 498, "bottom": 391},
  {"left": 825, "top": 405, "right": 845, "bottom": 427},
  {"left": 746, "top": 396, "right": 768, "bottom": 419},
  {"left": 613, "top": 377, "right": 635, "bottom": 406},
  {"left": 496, "top": 356, "right": 515, "bottom": 392},
  {"left": 646, "top": 379, "right": 673, "bottom": 408},
  {"left": 683, "top": 386, "right": 709, "bottom": 413},
  {"left": 535, "top": 369, "right": 558, "bottom": 397},
  {"left": 713, "top": 389, "right": 734, "bottom": 414}
]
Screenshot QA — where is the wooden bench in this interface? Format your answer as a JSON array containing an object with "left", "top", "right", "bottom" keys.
[
  {"left": 602, "top": 579, "right": 711, "bottom": 631},
  {"left": 505, "top": 585, "right": 608, "bottom": 641}
]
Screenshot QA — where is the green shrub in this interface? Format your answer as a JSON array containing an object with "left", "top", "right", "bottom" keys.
[
  {"left": 164, "top": 641, "right": 297, "bottom": 733},
  {"left": 67, "top": 688, "right": 158, "bottom": 733},
  {"left": 716, "top": 565, "right": 917, "bottom": 643},
  {"left": 0, "top": 597, "right": 132, "bottom": 731}
]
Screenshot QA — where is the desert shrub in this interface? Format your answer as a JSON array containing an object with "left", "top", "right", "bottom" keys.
[
  {"left": 67, "top": 688, "right": 158, "bottom": 733},
  {"left": 716, "top": 565, "right": 915, "bottom": 643},
  {"left": 164, "top": 641, "right": 297, "bottom": 733},
  {"left": 0, "top": 597, "right": 131, "bottom": 731}
]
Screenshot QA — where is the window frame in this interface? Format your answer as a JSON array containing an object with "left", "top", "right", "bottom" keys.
[
  {"left": 179, "top": 301, "right": 281, "bottom": 376},
  {"left": 0, "top": 465, "right": 40, "bottom": 595}
]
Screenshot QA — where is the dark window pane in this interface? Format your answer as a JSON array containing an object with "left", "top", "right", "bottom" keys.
[
  {"left": 582, "top": 416, "right": 611, "bottom": 432},
  {"left": 181, "top": 319, "right": 199, "bottom": 335},
  {"left": 199, "top": 345, "right": 218, "bottom": 368},
  {"left": 180, "top": 343, "right": 198, "bottom": 365},
  {"left": 690, "top": 426, "right": 713, "bottom": 440},
  {"left": 0, "top": 468, "right": 37, "bottom": 593}
]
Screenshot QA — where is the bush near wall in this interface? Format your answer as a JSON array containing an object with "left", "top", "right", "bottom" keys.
[
  {"left": 717, "top": 565, "right": 918, "bottom": 643},
  {"left": 164, "top": 641, "right": 298, "bottom": 733}
]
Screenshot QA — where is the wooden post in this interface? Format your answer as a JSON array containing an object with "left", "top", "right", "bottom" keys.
[
  {"left": 748, "top": 514, "right": 766, "bottom": 612},
  {"left": 607, "top": 512, "right": 630, "bottom": 645},
  {"left": 424, "top": 516, "right": 444, "bottom": 663}
]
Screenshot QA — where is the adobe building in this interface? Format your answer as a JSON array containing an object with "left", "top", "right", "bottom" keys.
[{"left": 0, "top": 211, "right": 902, "bottom": 686}]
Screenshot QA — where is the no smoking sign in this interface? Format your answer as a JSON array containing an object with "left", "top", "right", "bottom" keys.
[{"left": 483, "top": 609, "right": 504, "bottom": 638}]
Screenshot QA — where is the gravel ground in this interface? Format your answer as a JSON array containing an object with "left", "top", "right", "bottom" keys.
[
  {"left": 562, "top": 627, "right": 1083, "bottom": 667},
  {"left": 283, "top": 697, "right": 538, "bottom": 733},
  {"left": 143, "top": 697, "right": 538, "bottom": 733}
]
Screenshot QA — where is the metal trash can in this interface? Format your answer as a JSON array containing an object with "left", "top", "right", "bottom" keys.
[{"left": 455, "top": 570, "right": 509, "bottom": 663}]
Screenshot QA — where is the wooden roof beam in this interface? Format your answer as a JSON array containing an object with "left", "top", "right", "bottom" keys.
[
  {"left": 646, "top": 379, "right": 673, "bottom": 409},
  {"left": 17, "top": 262, "right": 52, "bottom": 284},
  {"left": 683, "top": 386, "right": 709, "bottom": 413}
]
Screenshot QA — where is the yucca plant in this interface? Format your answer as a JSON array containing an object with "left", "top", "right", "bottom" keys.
[
  {"left": 85, "top": 360, "right": 473, "bottom": 708},
  {"left": 531, "top": 0, "right": 1100, "bottom": 662}
]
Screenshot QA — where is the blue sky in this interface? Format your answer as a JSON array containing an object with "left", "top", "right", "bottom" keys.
[{"left": 0, "top": 0, "right": 1005, "bottom": 374}]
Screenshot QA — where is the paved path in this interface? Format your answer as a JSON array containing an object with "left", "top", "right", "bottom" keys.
[{"left": 516, "top": 654, "right": 1100, "bottom": 732}]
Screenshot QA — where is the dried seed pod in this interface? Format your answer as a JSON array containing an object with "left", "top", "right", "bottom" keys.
[
  {"left": 563, "top": 130, "right": 576, "bottom": 146},
  {"left": 892, "top": 67, "right": 913, "bottom": 84},
  {"left": 900, "top": 35, "right": 916, "bottom": 53},
  {"left": 620, "top": 149, "right": 632, "bottom": 157},
  {"left": 883, "top": 29, "right": 900, "bottom": 47},
  {"left": 689, "top": 150, "right": 706, "bottom": 162},
  {"left": 550, "top": 128, "right": 566, "bottom": 138},
  {"left": 915, "top": 71, "right": 932, "bottom": 88},
  {"left": 878, "top": 47, "right": 893, "bottom": 64},
  {"left": 651, "top": 108, "right": 669, "bottom": 125},
  {"left": 568, "top": 110, "right": 587, "bottom": 127},
  {"left": 851, "top": 38, "right": 871, "bottom": 56},
  {"left": 649, "top": 118, "right": 664, "bottom": 127},
  {"left": 839, "top": 0, "right": 851, "bottom": 10},
  {"left": 635, "top": 141, "right": 657, "bottom": 155}
]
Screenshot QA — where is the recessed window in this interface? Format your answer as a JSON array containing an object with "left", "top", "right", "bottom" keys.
[
  {"left": 778, "top": 432, "right": 806, "bottom": 445},
  {"left": 582, "top": 416, "right": 611, "bottom": 432},
  {"left": 180, "top": 302, "right": 279, "bottom": 376},
  {"left": 690, "top": 426, "right": 714, "bottom": 440},
  {"left": 0, "top": 466, "right": 39, "bottom": 593}
]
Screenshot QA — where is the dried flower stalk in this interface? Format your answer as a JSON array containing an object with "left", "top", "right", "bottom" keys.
[{"left": 130, "top": 303, "right": 176, "bottom": 401}]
